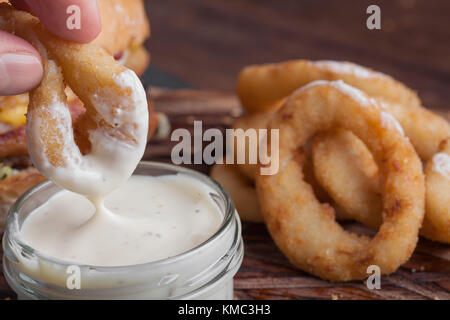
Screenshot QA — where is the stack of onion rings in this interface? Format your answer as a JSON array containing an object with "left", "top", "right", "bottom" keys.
[
  {"left": 227, "top": 60, "right": 450, "bottom": 243},
  {"left": 211, "top": 59, "right": 449, "bottom": 281}
]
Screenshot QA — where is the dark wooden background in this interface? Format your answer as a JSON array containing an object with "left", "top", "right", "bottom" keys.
[{"left": 146, "top": 0, "right": 450, "bottom": 110}]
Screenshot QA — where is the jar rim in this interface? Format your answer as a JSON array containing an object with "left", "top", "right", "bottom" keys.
[{"left": 5, "top": 161, "right": 237, "bottom": 272}]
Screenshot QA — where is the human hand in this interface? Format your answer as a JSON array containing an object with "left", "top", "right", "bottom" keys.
[{"left": 0, "top": 0, "right": 101, "bottom": 95}]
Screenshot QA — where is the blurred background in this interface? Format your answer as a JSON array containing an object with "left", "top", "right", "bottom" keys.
[{"left": 144, "top": 0, "right": 450, "bottom": 110}]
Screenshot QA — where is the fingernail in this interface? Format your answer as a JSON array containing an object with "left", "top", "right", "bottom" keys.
[{"left": 0, "top": 53, "right": 43, "bottom": 95}]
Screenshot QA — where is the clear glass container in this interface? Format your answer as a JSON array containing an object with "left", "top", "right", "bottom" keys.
[{"left": 2, "top": 162, "right": 243, "bottom": 300}]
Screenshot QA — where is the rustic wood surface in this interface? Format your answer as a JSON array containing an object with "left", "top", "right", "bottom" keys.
[
  {"left": 0, "top": 88, "right": 449, "bottom": 300},
  {"left": 147, "top": 0, "right": 450, "bottom": 111}
]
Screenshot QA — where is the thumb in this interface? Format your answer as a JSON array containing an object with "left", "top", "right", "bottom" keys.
[
  {"left": 10, "top": 0, "right": 102, "bottom": 43},
  {"left": 0, "top": 30, "right": 43, "bottom": 95}
]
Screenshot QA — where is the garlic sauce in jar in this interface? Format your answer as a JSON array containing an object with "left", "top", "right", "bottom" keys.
[
  {"left": 3, "top": 162, "right": 243, "bottom": 299},
  {"left": 20, "top": 174, "right": 222, "bottom": 267}
]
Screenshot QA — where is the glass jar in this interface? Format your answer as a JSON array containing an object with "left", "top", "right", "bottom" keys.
[{"left": 2, "top": 162, "right": 243, "bottom": 299}]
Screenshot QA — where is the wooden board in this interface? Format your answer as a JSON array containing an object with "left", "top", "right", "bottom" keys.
[{"left": 0, "top": 88, "right": 449, "bottom": 300}]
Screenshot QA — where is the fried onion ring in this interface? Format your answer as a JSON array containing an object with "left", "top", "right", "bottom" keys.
[
  {"left": 423, "top": 139, "right": 450, "bottom": 242},
  {"left": 231, "top": 105, "right": 279, "bottom": 180},
  {"left": 210, "top": 162, "right": 263, "bottom": 223},
  {"left": 313, "top": 132, "right": 450, "bottom": 243},
  {"left": 230, "top": 100, "right": 350, "bottom": 223},
  {"left": 210, "top": 159, "right": 348, "bottom": 224},
  {"left": 312, "top": 130, "right": 382, "bottom": 230},
  {"left": 256, "top": 80, "right": 425, "bottom": 282},
  {"left": 0, "top": 92, "right": 155, "bottom": 160},
  {"left": 0, "top": 5, "right": 148, "bottom": 196},
  {"left": 237, "top": 60, "right": 419, "bottom": 112},
  {"left": 0, "top": 98, "right": 85, "bottom": 159}
]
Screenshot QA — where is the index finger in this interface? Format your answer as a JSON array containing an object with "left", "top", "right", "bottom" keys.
[{"left": 10, "top": 0, "right": 101, "bottom": 43}]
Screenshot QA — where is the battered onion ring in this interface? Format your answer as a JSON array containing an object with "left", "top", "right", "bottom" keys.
[
  {"left": 256, "top": 80, "right": 425, "bottom": 282},
  {"left": 0, "top": 5, "right": 148, "bottom": 196},
  {"left": 0, "top": 92, "right": 155, "bottom": 160},
  {"left": 210, "top": 162, "right": 262, "bottom": 223},
  {"left": 238, "top": 60, "right": 419, "bottom": 112},
  {"left": 231, "top": 104, "right": 280, "bottom": 180},
  {"left": 232, "top": 109, "right": 333, "bottom": 196},
  {"left": 314, "top": 133, "right": 450, "bottom": 243},
  {"left": 231, "top": 100, "right": 350, "bottom": 222},
  {"left": 313, "top": 124, "right": 450, "bottom": 243},
  {"left": 424, "top": 139, "right": 450, "bottom": 242},
  {"left": 0, "top": 99, "right": 85, "bottom": 159},
  {"left": 210, "top": 158, "right": 348, "bottom": 224},
  {"left": 237, "top": 60, "right": 450, "bottom": 160},
  {"left": 312, "top": 130, "right": 382, "bottom": 230}
]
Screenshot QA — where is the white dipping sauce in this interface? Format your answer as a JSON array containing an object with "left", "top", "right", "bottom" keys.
[{"left": 20, "top": 174, "right": 223, "bottom": 267}]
